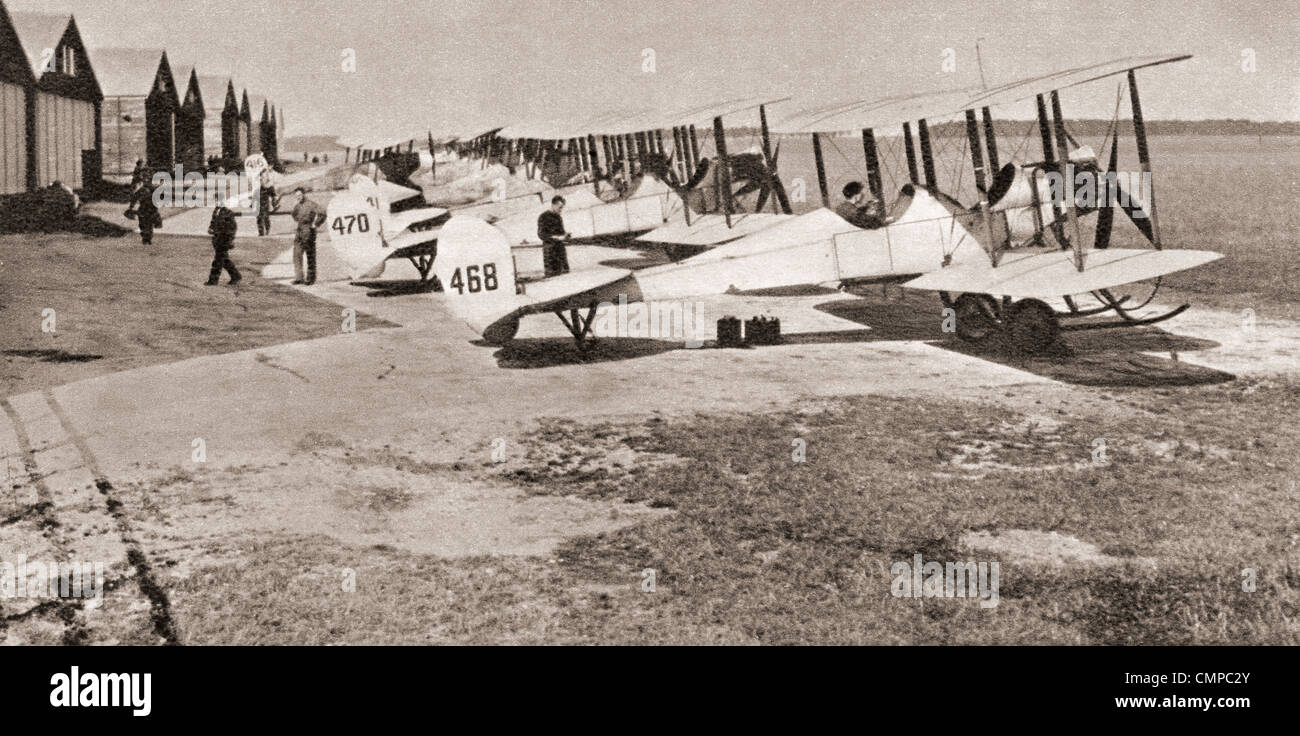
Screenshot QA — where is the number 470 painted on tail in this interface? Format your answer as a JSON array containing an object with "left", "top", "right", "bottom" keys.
[
  {"left": 448, "top": 263, "right": 499, "bottom": 294},
  {"left": 331, "top": 213, "right": 370, "bottom": 235}
]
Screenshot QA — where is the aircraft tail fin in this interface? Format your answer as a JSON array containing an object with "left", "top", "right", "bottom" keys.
[
  {"left": 325, "top": 189, "right": 389, "bottom": 279},
  {"left": 432, "top": 216, "right": 522, "bottom": 344}
]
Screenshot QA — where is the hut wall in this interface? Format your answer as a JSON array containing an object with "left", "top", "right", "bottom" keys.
[
  {"left": 33, "top": 90, "right": 94, "bottom": 188},
  {"left": 101, "top": 95, "right": 147, "bottom": 179},
  {"left": 0, "top": 80, "right": 26, "bottom": 194}
]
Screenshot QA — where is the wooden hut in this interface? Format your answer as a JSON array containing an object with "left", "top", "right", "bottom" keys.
[
  {"left": 0, "top": 2, "right": 34, "bottom": 194},
  {"left": 94, "top": 47, "right": 179, "bottom": 179},
  {"left": 11, "top": 11, "right": 101, "bottom": 189}
]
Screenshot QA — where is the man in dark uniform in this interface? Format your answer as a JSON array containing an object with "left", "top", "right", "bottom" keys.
[
  {"left": 205, "top": 204, "right": 241, "bottom": 285},
  {"left": 537, "top": 195, "right": 571, "bottom": 277},
  {"left": 132, "top": 178, "right": 162, "bottom": 245},
  {"left": 834, "top": 181, "right": 886, "bottom": 229},
  {"left": 290, "top": 188, "right": 326, "bottom": 285},
  {"left": 256, "top": 169, "right": 278, "bottom": 236}
]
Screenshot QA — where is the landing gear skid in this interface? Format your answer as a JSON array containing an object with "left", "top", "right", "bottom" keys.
[
  {"left": 940, "top": 286, "right": 1190, "bottom": 355},
  {"left": 556, "top": 304, "right": 600, "bottom": 351}
]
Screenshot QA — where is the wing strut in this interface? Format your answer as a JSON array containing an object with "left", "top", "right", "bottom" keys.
[
  {"left": 688, "top": 125, "right": 701, "bottom": 172},
  {"left": 620, "top": 134, "right": 632, "bottom": 186},
  {"left": 965, "top": 109, "right": 1002, "bottom": 266},
  {"left": 811, "top": 132, "right": 830, "bottom": 207},
  {"left": 1035, "top": 94, "right": 1065, "bottom": 246},
  {"left": 1051, "top": 91, "right": 1086, "bottom": 271},
  {"left": 902, "top": 122, "right": 919, "bottom": 184},
  {"left": 917, "top": 119, "right": 937, "bottom": 189},
  {"left": 861, "top": 128, "right": 885, "bottom": 205},
  {"left": 669, "top": 127, "right": 683, "bottom": 181},
  {"left": 981, "top": 107, "right": 999, "bottom": 169},
  {"left": 712, "top": 115, "right": 733, "bottom": 228}
]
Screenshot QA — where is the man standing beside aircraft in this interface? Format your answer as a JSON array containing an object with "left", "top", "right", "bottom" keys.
[
  {"left": 256, "top": 169, "right": 279, "bottom": 236},
  {"left": 537, "top": 195, "right": 571, "bottom": 277},
  {"left": 290, "top": 188, "right": 326, "bottom": 285},
  {"left": 835, "top": 181, "right": 886, "bottom": 229}
]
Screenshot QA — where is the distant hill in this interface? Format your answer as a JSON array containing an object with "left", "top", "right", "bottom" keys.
[
  {"left": 925, "top": 119, "right": 1300, "bottom": 137},
  {"left": 737, "top": 119, "right": 1300, "bottom": 137},
  {"left": 282, "top": 135, "right": 343, "bottom": 153}
]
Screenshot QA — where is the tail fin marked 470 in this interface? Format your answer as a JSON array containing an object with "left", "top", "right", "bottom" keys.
[{"left": 324, "top": 188, "right": 388, "bottom": 279}]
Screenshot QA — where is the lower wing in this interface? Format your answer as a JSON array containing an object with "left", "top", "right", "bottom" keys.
[{"left": 902, "top": 248, "right": 1222, "bottom": 297}]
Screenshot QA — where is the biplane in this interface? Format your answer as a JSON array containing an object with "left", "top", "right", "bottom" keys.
[
  {"left": 325, "top": 103, "right": 785, "bottom": 282},
  {"left": 432, "top": 54, "right": 1222, "bottom": 354}
]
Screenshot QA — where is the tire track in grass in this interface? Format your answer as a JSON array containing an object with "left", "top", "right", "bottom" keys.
[
  {"left": 0, "top": 397, "right": 88, "bottom": 645},
  {"left": 44, "top": 392, "right": 181, "bottom": 645}
]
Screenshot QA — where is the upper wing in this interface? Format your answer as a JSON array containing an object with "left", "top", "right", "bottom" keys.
[{"left": 772, "top": 55, "right": 1190, "bottom": 135}]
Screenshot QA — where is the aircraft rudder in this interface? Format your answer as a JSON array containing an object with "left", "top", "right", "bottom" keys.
[
  {"left": 432, "top": 216, "right": 522, "bottom": 343},
  {"left": 325, "top": 190, "right": 388, "bottom": 279}
]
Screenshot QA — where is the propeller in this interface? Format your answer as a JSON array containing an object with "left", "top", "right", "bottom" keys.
[
  {"left": 1091, "top": 131, "right": 1155, "bottom": 247},
  {"left": 984, "top": 163, "right": 1018, "bottom": 208},
  {"left": 753, "top": 141, "right": 790, "bottom": 214},
  {"left": 1092, "top": 133, "right": 1119, "bottom": 249}
]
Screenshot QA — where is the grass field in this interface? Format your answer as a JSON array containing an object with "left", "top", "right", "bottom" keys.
[
  {"left": 159, "top": 377, "right": 1299, "bottom": 644},
  {"left": 0, "top": 229, "right": 395, "bottom": 396}
]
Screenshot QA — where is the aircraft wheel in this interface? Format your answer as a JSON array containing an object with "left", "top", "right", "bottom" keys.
[
  {"left": 952, "top": 293, "right": 1000, "bottom": 342},
  {"left": 1004, "top": 299, "right": 1060, "bottom": 354}
]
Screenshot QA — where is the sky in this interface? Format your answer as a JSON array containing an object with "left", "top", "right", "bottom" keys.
[{"left": 8, "top": 0, "right": 1297, "bottom": 139}]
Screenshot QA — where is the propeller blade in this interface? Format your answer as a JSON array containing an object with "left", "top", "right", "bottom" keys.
[
  {"left": 985, "top": 163, "right": 1018, "bottom": 207},
  {"left": 766, "top": 140, "right": 792, "bottom": 214},
  {"left": 1093, "top": 132, "right": 1119, "bottom": 249},
  {"left": 1093, "top": 186, "right": 1116, "bottom": 249},
  {"left": 755, "top": 181, "right": 771, "bottom": 212},
  {"left": 1112, "top": 179, "right": 1155, "bottom": 243}
]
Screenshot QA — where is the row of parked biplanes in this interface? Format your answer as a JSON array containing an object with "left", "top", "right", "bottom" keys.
[{"left": 321, "top": 54, "right": 1221, "bottom": 354}]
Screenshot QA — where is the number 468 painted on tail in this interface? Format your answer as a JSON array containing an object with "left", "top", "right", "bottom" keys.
[{"left": 448, "top": 263, "right": 499, "bottom": 294}]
